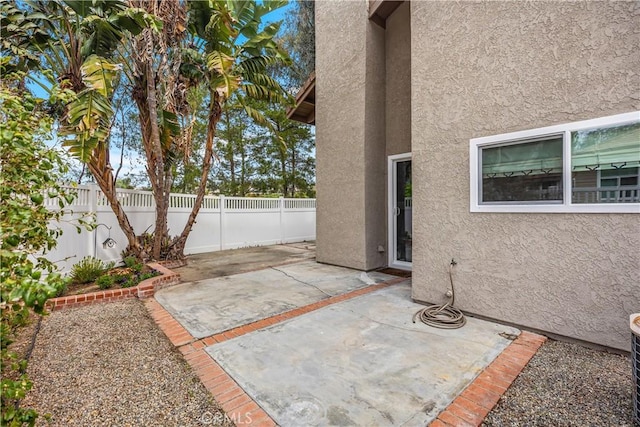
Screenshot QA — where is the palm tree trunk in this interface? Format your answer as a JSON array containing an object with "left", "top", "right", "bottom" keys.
[
  {"left": 171, "top": 96, "right": 221, "bottom": 257},
  {"left": 143, "top": 53, "right": 168, "bottom": 260}
]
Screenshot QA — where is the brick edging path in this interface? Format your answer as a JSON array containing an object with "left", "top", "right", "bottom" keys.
[
  {"left": 430, "top": 331, "right": 547, "bottom": 427},
  {"left": 45, "top": 260, "right": 186, "bottom": 311},
  {"left": 145, "top": 276, "right": 408, "bottom": 427},
  {"left": 143, "top": 272, "right": 546, "bottom": 427}
]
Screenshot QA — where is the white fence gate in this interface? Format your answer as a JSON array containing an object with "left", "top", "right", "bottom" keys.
[{"left": 46, "top": 185, "right": 316, "bottom": 273}]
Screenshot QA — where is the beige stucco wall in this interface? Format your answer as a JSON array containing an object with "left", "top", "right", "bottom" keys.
[
  {"left": 410, "top": 1, "right": 640, "bottom": 350},
  {"left": 315, "top": 0, "right": 387, "bottom": 270},
  {"left": 386, "top": 2, "right": 411, "bottom": 157}
]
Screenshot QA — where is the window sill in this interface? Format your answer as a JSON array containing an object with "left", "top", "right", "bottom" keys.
[{"left": 470, "top": 203, "right": 640, "bottom": 214}]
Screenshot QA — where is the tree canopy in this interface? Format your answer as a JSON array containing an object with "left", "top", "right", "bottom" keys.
[{"left": 5, "top": 0, "right": 316, "bottom": 261}]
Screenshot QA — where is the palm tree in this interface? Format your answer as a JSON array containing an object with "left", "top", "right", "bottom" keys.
[
  {"left": 168, "top": 0, "right": 292, "bottom": 256},
  {"left": 23, "top": 0, "right": 158, "bottom": 257},
  {"left": 125, "top": 0, "right": 189, "bottom": 259},
  {"left": 17, "top": 0, "right": 291, "bottom": 260}
]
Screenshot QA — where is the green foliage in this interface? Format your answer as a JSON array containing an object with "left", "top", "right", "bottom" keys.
[
  {"left": 120, "top": 277, "right": 137, "bottom": 288},
  {"left": 189, "top": 0, "right": 292, "bottom": 137},
  {"left": 0, "top": 78, "right": 72, "bottom": 426},
  {"left": 110, "top": 274, "right": 127, "bottom": 285},
  {"left": 122, "top": 256, "right": 143, "bottom": 274},
  {"left": 24, "top": 0, "right": 161, "bottom": 163},
  {"left": 60, "top": 56, "right": 120, "bottom": 162},
  {"left": 278, "top": 0, "right": 315, "bottom": 89},
  {"left": 95, "top": 274, "right": 115, "bottom": 290},
  {"left": 70, "top": 257, "right": 113, "bottom": 284},
  {"left": 138, "top": 271, "right": 157, "bottom": 282},
  {"left": 122, "top": 256, "right": 138, "bottom": 269},
  {"left": 211, "top": 97, "right": 315, "bottom": 197},
  {"left": 0, "top": 0, "right": 50, "bottom": 76}
]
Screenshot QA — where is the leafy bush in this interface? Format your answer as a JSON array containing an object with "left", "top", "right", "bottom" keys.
[
  {"left": 0, "top": 75, "right": 80, "bottom": 426},
  {"left": 121, "top": 278, "right": 138, "bottom": 288},
  {"left": 70, "top": 257, "right": 113, "bottom": 284},
  {"left": 122, "top": 256, "right": 143, "bottom": 273},
  {"left": 95, "top": 275, "right": 114, "bottom": 290},
  {"left": 138, "top": 271, "right": 157, "bottom": 282},
  {"left": 110, "top": 274, "right": 127, "bottom": 284}
]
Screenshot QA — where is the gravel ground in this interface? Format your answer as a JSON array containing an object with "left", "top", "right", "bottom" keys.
[
  {"left": 483, "top": 339, "right": 634, "bottom": 427},
  {"left": 18, "top": 300, "right": 233, "bottom": 427},
  {"left": 14, "top": 299, "right": 636, "bottom": 427}
]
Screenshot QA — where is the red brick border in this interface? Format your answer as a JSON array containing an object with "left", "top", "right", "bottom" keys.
[
  {"left": 429, "top": 331, "right": 547, "bottom": 427},
  {"left": 146, "top": 298, "right": 196, "bottom": 347},
  {"left": 46, "top": 262, "right": 182, "bottom": 311},
  {"left": 145, "top": 276, "right": 409, "bottom": 426},
  {"left": 144, "top": 275, "right": 545, "bottom": 426}
]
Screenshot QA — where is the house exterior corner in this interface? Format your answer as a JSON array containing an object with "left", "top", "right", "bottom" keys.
[{"left": 315, "top": 0, "right": 639, "bottom": 351}]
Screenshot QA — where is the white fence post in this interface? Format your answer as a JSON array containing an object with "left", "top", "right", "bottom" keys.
[
  {"left": 219, "top": 194, "right": 225, "bottom": 251},
  {"left": 279, "top": 196, "right": 285, "bottom": 244},
  {"left": 47, "top": 187, "right": 315, "bottom": 273}
]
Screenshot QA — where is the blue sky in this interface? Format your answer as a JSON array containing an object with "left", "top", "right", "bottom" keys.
[
  {"left": 28, "top": 1, "right": 294, "bottom": 98},
  {"left": 36, "top": 1, "right": 296, "bottom": 184},
  {"left": 265, "top": 1, "right": 294, "bottom": 25}
]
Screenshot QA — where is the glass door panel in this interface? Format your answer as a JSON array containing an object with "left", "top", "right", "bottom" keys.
[{"left": 394, "top": 160, "right": 412, "bottom": 264}]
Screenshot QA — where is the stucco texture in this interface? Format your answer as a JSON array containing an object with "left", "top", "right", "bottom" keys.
[
  {"left": 410, "top": 1, "right": 640, "bottom": 350},
  {"left": 315, "top": 0, "right": 387, "bottom": 270},
  {"left": 315, "top": 0, "right": 367, "bottom": 269},
  {"left": 385, "top": 1, "right": 411, "bottom": 157}
]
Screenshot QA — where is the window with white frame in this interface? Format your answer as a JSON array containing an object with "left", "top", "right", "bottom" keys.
[{"left": 470, "top": 112, "right": 640, "bottom": 213}]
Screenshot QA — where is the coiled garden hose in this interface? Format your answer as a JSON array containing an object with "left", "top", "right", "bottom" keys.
[{"left": 412, "top": 260, "right": 467, "bottom": 329}]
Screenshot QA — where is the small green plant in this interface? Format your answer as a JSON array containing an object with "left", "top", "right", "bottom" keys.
[
  {"left": 54, "top": 279, "right": 70, "bottom": 297},
  {"left": 122, "top": 256, "right": 143, "bottom": 273},
  {"left": 122, "top": 256, "right": 137, "bottom": 268},
  {"left": 95, "top": 274, "right": 114, "bottom": 290},
  {"left": 121, "top": 278, "right": 137, "bottom": 288},
  {"left": 138, "top": 272, "right": 156, "bottom": 282},
  {"left": 70, "top": 257, "right": 113, "bottom": 284},
  {"left": 110, "top": 274, "right": 127, "bottom": 284}
]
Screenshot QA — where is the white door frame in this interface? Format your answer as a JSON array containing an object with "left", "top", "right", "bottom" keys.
[{"left": 388, "top": 152, "right": 412, "bottom": 270}]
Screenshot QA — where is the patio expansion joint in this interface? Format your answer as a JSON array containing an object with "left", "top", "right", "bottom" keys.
[
  {"left": 270, "top": 266, "right": 334, "bottom": 297},
  {"left": 193, "top": 275, "right": 409, "bottom": 347},
  {"left": 429, "top": 330, "right": 547, "bottom": 427},
  {"left": 146, "top": 274, "right": 410, "bottom": 426}
]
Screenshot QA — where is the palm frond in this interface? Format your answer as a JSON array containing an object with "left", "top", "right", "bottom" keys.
[
  {"left": 60, "top": 55, "right": 119, "bottom": 162},
  {"left": 206, "top": 50, "right": 234, "bottom": 75},
  {"left": 81, "top": 54, "right": 121, "bottom": 96},
  {"left": 242, "top": 83, "right": 289, "bottom": 104},
  {"left": 61, "top": 89, "right": 112, "bottom": 161}
]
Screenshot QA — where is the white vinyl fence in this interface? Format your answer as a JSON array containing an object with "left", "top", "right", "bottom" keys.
[{"left": 46, "top": 184, "right": 316, "bottom": 273}]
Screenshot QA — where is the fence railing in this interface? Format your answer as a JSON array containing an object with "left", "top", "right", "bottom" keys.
[
  {"left": 46, "top": 184, "right": 316, "bottom": 273},
  {"left": 572, "top": 185, "right": 640, "bottom": 204}
]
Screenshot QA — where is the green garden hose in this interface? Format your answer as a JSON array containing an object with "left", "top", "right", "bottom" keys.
[{"left": 412, "top": 260, "right": 467, "bottom": 329}]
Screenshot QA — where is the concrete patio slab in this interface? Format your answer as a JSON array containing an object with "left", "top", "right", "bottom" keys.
[
  {"left": 155, "top": 261, "right": 396, "bottom": 339},
  {"left": 176, "top": 243, "right": 316, "bottom": 283},
  {"left": 206, "top": 284, "right": 520, "bottom": 427}
]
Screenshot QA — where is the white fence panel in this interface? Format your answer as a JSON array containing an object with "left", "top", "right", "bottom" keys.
[
  {"left": 282, "top": 199, "right": 317, "bottom": 243},
  {"left": 46, "top": 185, "right": 316, "bottom": 273}
]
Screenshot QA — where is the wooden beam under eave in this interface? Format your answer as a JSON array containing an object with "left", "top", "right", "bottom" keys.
[
  {"left": 287, "top": 72, "right": 316, "bottom": 125},
  {"left": 306, "top": 109, "right": 315, "bottom": 125},
  {"left": 300, "top": 100, "right": 315, "bottom": 109}
]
